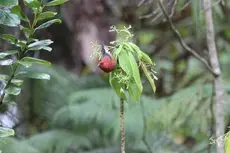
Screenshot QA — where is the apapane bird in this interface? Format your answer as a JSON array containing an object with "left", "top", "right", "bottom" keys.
[{"left": 97, "top": 43, "right": 116, "bottom": 73}]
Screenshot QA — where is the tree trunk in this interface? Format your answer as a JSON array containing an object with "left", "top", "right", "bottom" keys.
[
  {"left": 203, "top": 0, "right": 225, "bottom": 153},
  {"left": 61, "top": 0, "right": 115, "bottom": 74}
]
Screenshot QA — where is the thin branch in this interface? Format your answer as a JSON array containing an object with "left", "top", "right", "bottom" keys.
[
  {"left": 157, "top": 0, "right": 218, "bottom": 77},
  {"left": 0, "top": 65, "right": 19, "bottom": 104},
  {"left": 120, "top": 98, "right": 125, "bottom": 153},
  {"left": 169, "top": 0, "right": 177, "bottom": 17}
]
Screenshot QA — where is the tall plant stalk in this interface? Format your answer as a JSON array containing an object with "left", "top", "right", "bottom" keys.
[
  {"left": 120, "top": 98, "right": 125, "bottom": 153},
  {"left": 203, "top": 0, "right": 225, "bottom": 153}
]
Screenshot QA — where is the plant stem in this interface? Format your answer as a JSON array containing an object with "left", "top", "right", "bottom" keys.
[
  {"left": 0, "top": 66, "right": 18, "bottom": 104},
  {"left": 120, "top": 98, "right": 125, "bottom": 153},
  {"left": 203, "top": 0, "right": 225, "bottom": 153}
]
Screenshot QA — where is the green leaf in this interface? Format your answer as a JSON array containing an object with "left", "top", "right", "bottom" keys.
[
  {"left": 5, "top": 86, "right": 21, "bottom": 95},
  {"left": 0, "top": 127, "right": 14, "bottom": 138},
  {"left": 141, "top": 63, "right": 156, "bottom": 93},
  {"left": 11, "top": 5, "right": 28, "bottom": 21},
  {"left": 37, "top": 11, "right": 57, "bottom": 21},
  {"left": 28, "top": 39, "right": 53, "bottom": 48},
  {"left": 24, "top": 0, "right": 40, "bottom": 9},
  {"left": 21, "top": 57, "right": 51, "bottom": 67},
  {"left": 128, "top": 82, "right": 141, "bottom": 101},
  {"left": 109, "top": 72, "right": 126, "bottom": 100},
  {"left": 16, "top": 40, "right": 27, "bottom": 49},
  {"left": 0, "top": 0, "right": 18, "bottom": 7},
  {"left": 0, "top": 50, "right": 18, "bottom": 58},
  {"left": 16, "top": 61, "right": 32, "bottom": 68},
  {"left": 118, "top": 50, "right": 143, "bottom": 94},
  {"left": 11, "top": 79, "right": 23, "bottom": 86},
  {"left": 113, "top": 44, "right": 123, "bottom": 60},
  {"left": 225, "top": 132, "right": 230, "bottom": 153},
  {"left": 0, "top": 34, "right": 18, "bottom": 44},
  {"left": 20, "top": 26, "right": 34, "bottom": 38},
  {"left": 2, "top": 93, "right": 16, "bottom": 103},
  {"left": 140, "top": 51, "right": 153, "bottom": 65},
  {"left": 0, "top": 9, "right": 20, "bottom": 27},
  {"left": 35, "top": 19, "right": 61, "bottom": 30},
  {"left": 16, "top": 71, "right": 50, "bottom": 80},
  {"left": 0, "top": 74, "right": 9, "bottom": 81},
  {"left": 27, "top": 39, "right": 53, "bottom": 52},
  {"left": 129, "top": 42, "right": 153, "bottom": 65},
  {"left": 0, "top": 59, "right": 14, "bottom": 65},
  {"left": 45, "top": 0, "right": 68, "bottom": 6},
  {"left": 129, "top": 43, "right": 143, "bottom": 58},
  {"left": 28, "top": 40, "right": 53, "bottom": 48},
  {"left": 27, "top": 46, "right": 52, "bottom": 52},
  {"left": 118, "top": 51, "right": 132, "bottom": 75},
  {"left": 127, "top": 52, "right": 142, "bottom": 92}
]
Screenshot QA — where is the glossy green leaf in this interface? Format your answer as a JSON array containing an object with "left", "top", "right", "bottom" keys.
[
  {"left": 27, "top": 46, "right": 52, "bottom": 52},
  {"left": 0, "top": 34, "right": 18, "bottom": 44},
  {"left": 11, "top": 79, "right": 23, "bottom": 86},
  {"left": 28, "top": 40, "right": 53, "bottom": 48},
  {"left": 16, "top": 40, "right": 27, "bottom": 49},
  {"left": 5, "top": 86, "right": 21, "bottom": 95},
  {"left": 21, "top": 57, "right": 51, "bottom": 67},
  {"left": 0, "top": 59, "right": 14, "bottom": 65},
  {"left": 24, "top": 0, "right": 40, "bottom": 9},
  {"left": 0, "top": 127, "right": 14, "bottom": 138},
  {"left": 0, "top": 9, "right": 20, "bottom": 27},
  {"left": 16, "top": 71, "right": 50, "bottom": 80},
  {"left": 0, "top": 50, "right": 18, "bottom": 58},
  {"left": 37, "top": 11, "right": 57, "bottom": 21},
  {"left": 27, "top": 40, "right": 53, "bottom": 52},
  {"left": 45, "top": 0, "right": 68, "bottom": 6},
  {"left": 11, "top": 5, "right": 28, "bottom": 21},
  {"left": 109, "top": 72, "right": 126, "bottom": 100},
  {"left": 20, "top": 26, "right": 34, "bottom": 38},
  {"left": 35, "top": 19, "right": 61, "bottom": 30},
  {"left": 16, "top": 61, "right": 32, "bottom": 68},
  {"left": 0, "top": 0, "right": 18, "bottom": 6}
]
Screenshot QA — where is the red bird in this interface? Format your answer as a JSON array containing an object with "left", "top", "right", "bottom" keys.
[{"left": 97, "top": 44, "right": 116, "bottom": 73}]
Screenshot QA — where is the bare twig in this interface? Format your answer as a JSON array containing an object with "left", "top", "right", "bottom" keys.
[
  {"left": 120, "top": 98, "right": 125, "bottom": 153},
  {"left": 203, "top": 0, "right": 225, "bottom": 153},
  {"left": 157, "top": 0, "right": 218, "bottom": 77},
  {"left": 169, "top": 0, "right": 177, "bottom": 17}
]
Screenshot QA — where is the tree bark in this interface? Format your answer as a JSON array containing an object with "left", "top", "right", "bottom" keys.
[{"left": 203, "top": 0, "right": 225, "bottom": 153}]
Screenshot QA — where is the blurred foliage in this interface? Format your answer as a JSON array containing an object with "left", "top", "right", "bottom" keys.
[{"left": 0, "top": 0, "right": 230, "bottom": 153}]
